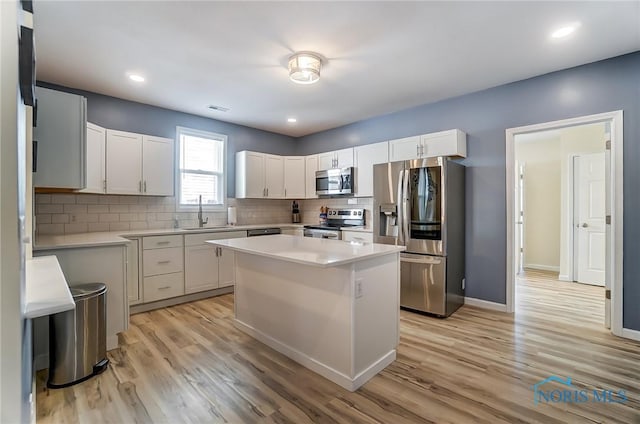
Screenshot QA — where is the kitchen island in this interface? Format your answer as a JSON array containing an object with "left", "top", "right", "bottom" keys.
[{"left": 208, "top": 235, "right": 404, "bottom": 391}]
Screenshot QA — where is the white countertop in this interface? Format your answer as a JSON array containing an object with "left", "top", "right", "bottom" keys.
[
  {"left": 34, "top": 223, "right": 305, "bottom": 250},
  {"left": 24, "top": 256, "right": 75, "bottom": 318},
  {"left": 208, "top": 234, "right": 404, "bottom": 268}
]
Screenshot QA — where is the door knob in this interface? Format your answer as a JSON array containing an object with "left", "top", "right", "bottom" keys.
[{"left": 581, "top": 223, "right": 588, "bottom": 228}]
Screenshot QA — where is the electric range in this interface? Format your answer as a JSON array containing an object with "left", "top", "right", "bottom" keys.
[{"left": 303, "top": 208, "right": 365, "bottom": 240}]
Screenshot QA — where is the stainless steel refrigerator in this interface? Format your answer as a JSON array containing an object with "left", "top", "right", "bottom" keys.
[{"left": 373, "top": 157, "right": 465, "bottom": 317}]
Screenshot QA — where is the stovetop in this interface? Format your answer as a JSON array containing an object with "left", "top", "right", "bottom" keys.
[{"left": 304, "top": 207, "right": 365, "bottom": 231}]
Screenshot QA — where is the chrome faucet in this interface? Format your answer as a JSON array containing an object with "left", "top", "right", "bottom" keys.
[{"left": 198, "top": 195, "right": 208, "bottom": 227}]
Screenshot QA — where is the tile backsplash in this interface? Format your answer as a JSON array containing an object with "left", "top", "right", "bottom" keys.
[{"left": 35, "top": 194, "right": 296, "bottom": 235}]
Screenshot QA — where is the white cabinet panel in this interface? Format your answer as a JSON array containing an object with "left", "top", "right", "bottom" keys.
[
  {"left": 143, "top": 235, "right": 183, "bottom": 250},
  {"left": 354, "top": 141, "right": 388, "bottom": 197},
  {"left": 143, "top": 247, "right": 183, "bottom": 276},
  {"left": 236, "top": 151, "right": 265, "bottom": 198},
  {"left": 218, "top": 248, "right": 236, "bottom": 288},
  {"left": 305, "top": 155, "right": 318, "bottom": 199},
  {"left": 143, "top": 272, "right": 184, "bottom": 303},
  {"left": 126, "top": 239, "right": 141, "bottom": 305},
  {"left": 106, "top": 130, "right": 143, "bottom": 194},
  {"left": 264, "top": 154, "right": 284, "bottom": 198},
  {"left": 389, "top": 136, "right": 421, "bottom": 162},
  {"left": 318, "top": 152, "right": 335, "bottom": 171},
  {"left": 80, "top": 123, "right": 106, "bottom": 194},
  {"left": 284, "top": 156, "right": 306, "bottom": 199},
  {"left": 421, "top": 129, "right": 466, "bottom": 158},
  {"left": 342, "top": 231, "right": 373, "bottom": 243},
  {"left": 142, "top": 135, "right": 174, "bottom": 196},
  {"left": 335, "top": 148, "right": 354, "bottom": 168},
  {"left": 185, "top": 245, "right": 219, "bottom": 293}
]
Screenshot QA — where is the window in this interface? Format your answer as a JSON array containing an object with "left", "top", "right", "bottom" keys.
[{"left": 176, "top": 127, "right": 226, "bottom": 209}]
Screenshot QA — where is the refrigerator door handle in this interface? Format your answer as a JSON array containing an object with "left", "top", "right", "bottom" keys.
[
  {"left": 396, "top": 169, "right": 404, "bottom": 245},
  {"left": 402, "top": 169, "right": 410, "bottom": 244}
]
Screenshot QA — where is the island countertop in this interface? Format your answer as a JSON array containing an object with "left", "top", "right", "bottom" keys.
[{"left": 208, "top": 234, "right": 404, "bottom": 268}]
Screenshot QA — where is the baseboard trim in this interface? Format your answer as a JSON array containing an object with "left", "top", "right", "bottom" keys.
[
  {"left": 524, "top": 264, "right": 560, "bottom": 272},
  {"left": 129, "top": 286, "right": 234, "bottom": 315},
  {"left": 621, "top": 328, "right": 640, "bottom": 342},
  {"left": 558, "top": 274, "right": 571, "bottom": 281},
  {"left": 464, "top": 297, "right": 508, "bottom": 312}
]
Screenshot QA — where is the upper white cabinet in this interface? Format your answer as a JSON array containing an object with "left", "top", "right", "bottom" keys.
[
  {"left": 354, "top": 141, "right": 389, "bottom": 197},
  {"left": 305, "top": 155, "right": 318, "bottom": 199},
  {"left": 236, "top": 151, "right": 283, "bottom": 198},
  {"left": 318, "top": 148, "right": 354, "bottom": 171},
  {"left": 106, "top": 130, "right": 174, "bottom": 196},
  {"left": 142, "top": 136, "right": 174, "bottom": 196},
  {"left": 33, "top": 87, "right": 87, "bottom": 189},
  {"left": 389, "top": 130, "right": 466, "bottom": 162},
  {"left": 79, "top": 122, "right": 106, "bottom": 194},
  {"left": 283, "top": 156, "right": 306, "bottom": 199}
]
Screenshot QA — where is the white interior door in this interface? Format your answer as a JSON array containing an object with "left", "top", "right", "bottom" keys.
[{"left": 575, "top": 152, "right": 606, "bottom": 286}]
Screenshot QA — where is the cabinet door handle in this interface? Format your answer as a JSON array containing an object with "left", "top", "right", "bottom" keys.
[
  {"left": 144, "top": 181, "right": 147, "bottom": 193},
  {"left": 416, "top": 145, "right": 420, "bottom": 157},
  {"left": 156, "top": 241, "right": 170, "bottom": 245},
  {"left": 284, "top": 188, "right": 287, "bottom": 197},
  {"left": 157, "top": 260, "right": 171, "bottom": 264},
  {"left": 103, "top": 179, "right": 107, "bottom": 191},
  {"left": 266, "top": 188, "right": 269, "bottom": 197},
  {"left": 158, "top": 286, "right": 171, "bottom": 290}
]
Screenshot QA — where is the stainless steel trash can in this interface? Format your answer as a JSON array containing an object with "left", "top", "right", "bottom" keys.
[{"left": 48, "top": 283, "right": 109, "bottom": 388}]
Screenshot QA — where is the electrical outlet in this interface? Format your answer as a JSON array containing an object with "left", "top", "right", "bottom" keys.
[
  {"left": 347, "top": 198, "right": 357, "bottom": 205},
  {"left": 71, "top": 214, "right": 76, "bottom": 222},
  {"left": 355, "top": 278, "right": 363, "bottom": 298}
]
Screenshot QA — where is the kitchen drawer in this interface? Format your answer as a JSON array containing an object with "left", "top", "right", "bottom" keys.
[
  {"left": 185, "top": 230, "right": 247, "bottom": 246},
  {"left": 342, "top": 231, "right": 373, "bottom": 243},
  {"left": 143, "top": 235, "right": 183, "bottom": 250},
  {"left": 143, "top": 272, "right": 184, "bottom": 303},
  {"left": 143, "top": 247, "right": 183, "bottom": 276}
]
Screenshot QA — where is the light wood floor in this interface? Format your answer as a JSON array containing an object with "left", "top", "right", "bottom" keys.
[{"left": 37, "top": 271, "right": 640, "bottom": 423}]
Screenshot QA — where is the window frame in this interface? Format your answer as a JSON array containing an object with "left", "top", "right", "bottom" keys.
[{"left": 175, "top": 126, "right": 227, "bottom": 212}]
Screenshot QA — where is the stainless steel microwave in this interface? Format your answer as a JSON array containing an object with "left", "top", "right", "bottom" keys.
[{"left": 316, "top": 167, "right": 354, "bottom": 196}]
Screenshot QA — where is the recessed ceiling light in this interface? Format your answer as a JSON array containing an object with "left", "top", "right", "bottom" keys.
[
  {"left": 551, "top": 23, "right": 580, "bottom": 39},
  {"left": 287, "top": 118, "right": 297, "bottom": 123},
  {"left": 128, "top": 74, "right": 145, "bottom": 83}
]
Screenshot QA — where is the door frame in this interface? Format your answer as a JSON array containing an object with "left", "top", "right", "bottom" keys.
[{"left": 505, "top": 110, "right": 623, "bottom": 337}]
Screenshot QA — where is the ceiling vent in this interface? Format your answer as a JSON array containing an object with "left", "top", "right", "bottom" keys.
[{"left": 207, "top": 105, "right": 230, "bottom": 112}]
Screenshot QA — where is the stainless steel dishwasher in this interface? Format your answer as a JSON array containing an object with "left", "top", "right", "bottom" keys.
[{"left": 247, "top": 228, "right": 282, "bottom": 237}]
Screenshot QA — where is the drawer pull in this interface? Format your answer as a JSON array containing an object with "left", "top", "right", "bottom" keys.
[
  {"left": 157, "top": 260, "right": 171, "bottom": 264},
  {"left": 158, "top": 286, "right": 171, "bottom": 290},
  {"left": 156, "top": 241, "right": 170, "bottom": 245}
]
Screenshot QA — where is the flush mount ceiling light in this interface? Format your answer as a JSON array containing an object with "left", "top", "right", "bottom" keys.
[
  {"left": 287, "top": 117, "right": 297, "bottom": 123},
  {"left": 550, "top": 22, "right": 581, "bottom": 39},
  {"left": 288, "top": 52, "right": 322, "bottom": 85}
]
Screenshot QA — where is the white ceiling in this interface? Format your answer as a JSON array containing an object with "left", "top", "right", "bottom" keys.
[{"left": 34, "top": 1, "right": 640, "bottom": 137}]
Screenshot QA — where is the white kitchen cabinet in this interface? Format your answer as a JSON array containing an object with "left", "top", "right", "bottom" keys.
[
  {"left": 354, "top": 141, "right": 389, "bottom": 197},
  {"left": 33, "top": 87, "right": 88, "bottom": 189},
  {"left": 264, "top": 154, "right": 284, "bottom": 198},
  {"left": 388, "top": 130, "right": 466, "bottom": 161},
  {"left": 79, "top": 122, "right": 106, "bottom": 194},
  {"left": 388, "top": 135, "right": 421, "bottom": 162},
  {"left": 236, "top": 151, "right": 284, "bottom": 198},
  {"left": 318, "top": 148, "right": 354, "bottom": 171},
  {"left": 142, "top": 135, "right": 174, "bottom": 195},
  {"left": 106, "top": 129, "right": 174, "bottom": 196},
  {"left": 106, "top": 130, "right": 143, "bottom": 194},
  {"left": 305, "top": 155, "right": 318, "bottom": 198},
  {"left": 142, "top": 235, "right": 184, "bottom": 302},
  {"left": 184, "top": 231, "right": 246, "bottom": 293},
  {"left": 283, "top": 156, "right": 306, "bottom": 198},
  {"left": 342, "top": 231, "right": 373, "bottom": 243},
  {"left": 34, "top": 244, "right": 129, "bottom": 351}
]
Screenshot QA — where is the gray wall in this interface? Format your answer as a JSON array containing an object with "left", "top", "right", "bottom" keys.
[
  {"left": 297, "top": 52, "right": 640, "bottom": 331},
  {"left": 37, "top": 82, "right": 296, "bottom": 198}
]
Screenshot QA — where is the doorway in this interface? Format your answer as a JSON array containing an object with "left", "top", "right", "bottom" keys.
[{"left": 505, "top": 111, "right": 623, "bottom": 336}]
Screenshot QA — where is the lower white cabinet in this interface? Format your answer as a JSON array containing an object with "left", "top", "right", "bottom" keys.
[
  {"left": 184, "top": 231, "right": 247, "bottom": 293},
  {"left": 342, "top": 231, "right": 373, "bottom": 243},
  {"left": 142, "top": 235, "right": 184, "bottom": 303}
]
